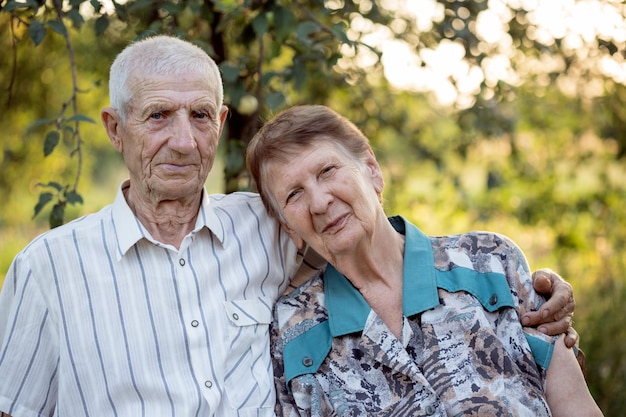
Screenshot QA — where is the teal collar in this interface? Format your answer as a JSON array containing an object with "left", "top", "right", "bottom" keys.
[{"left": 325, "top": 216, "right": 440, "bottom": 337}]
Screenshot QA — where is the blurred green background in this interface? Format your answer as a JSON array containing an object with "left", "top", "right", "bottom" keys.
[{"left": 1, "top": 0, "right": 624, "bottom": 415}]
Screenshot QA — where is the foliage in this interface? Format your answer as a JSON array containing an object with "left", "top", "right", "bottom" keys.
[{"left": 1, "top": 1, "right": 626, "bottom": 415}]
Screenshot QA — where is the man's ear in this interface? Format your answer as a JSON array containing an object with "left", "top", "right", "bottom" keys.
[
  {"left": 101, "top": 107, "right": 123, "bottom": 152},
  {"left": 218, "top": 105, "right": 229, "bottom": 136},
  {"left": 281, "top": 222, "right": 305, "bottom": 250}
]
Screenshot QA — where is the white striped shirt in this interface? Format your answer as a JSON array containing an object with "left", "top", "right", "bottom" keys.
[{"left": 0, "top": 183, "right": 303, "bottom": 417}]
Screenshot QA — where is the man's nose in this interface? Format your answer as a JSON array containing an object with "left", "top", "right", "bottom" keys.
[{"left": 169, "top": 115, "right": 197, "bottom": 152}]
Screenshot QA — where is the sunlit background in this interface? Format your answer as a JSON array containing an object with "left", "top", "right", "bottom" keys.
[{"left": 1, "top": 0, "right": 625, "bottom": 414}]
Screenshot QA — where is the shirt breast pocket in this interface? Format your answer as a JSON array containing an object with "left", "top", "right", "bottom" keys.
[{"left": 222, "top": 297, "right": 274, "bottom": 409}]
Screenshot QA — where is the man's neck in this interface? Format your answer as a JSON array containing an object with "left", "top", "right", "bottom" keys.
[{"left": 123, "top": 183, "right": 201, "bottom": 249}]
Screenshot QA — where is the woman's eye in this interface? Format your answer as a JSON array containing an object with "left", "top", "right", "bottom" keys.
[
  {"left": 150, "top": 112, "right": 163, "bottom": 120},
  {"left": 320, "top": 165, "right": 335, "bottom": 176},
  {"left": 286, "top": 190, "right": 300, "bottom": 204}
]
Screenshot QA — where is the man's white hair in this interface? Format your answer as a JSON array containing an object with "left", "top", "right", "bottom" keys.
[{"left": 108, "top": 35, "right": 224, "bottom": 121}]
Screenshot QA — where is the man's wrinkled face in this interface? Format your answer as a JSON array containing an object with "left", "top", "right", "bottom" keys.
[{"left": 116, "top": 72, "right": 227, "bottom": 202}]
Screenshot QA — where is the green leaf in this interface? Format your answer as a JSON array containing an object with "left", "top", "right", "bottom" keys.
[
  {"left": 37, "top": 181, "right": 64, "bottom": 191},
  {"left": 29, "top": 21, "right": 46, "bottom": 46},
  {"left": 95, "top": 15, "right": 109, "bottom": 36},
  {"left": 331, "top": 23, "right": 350, "bottom": 44},
  {"left": 49, "top": 202, "right": 65, "bottom": 228},
  {"left": 226, "top": 83, "right": 246, "bottom": 109},
  {"left": 265, "top": 91, "right": 285, "bottom": 111},
  {"left": 3, "top": 1, "right": 28, "bottom": 12},
  {"left": 224, "top": 140, "right": 245, "bottom": 176},
  {"left": 44, "top": 131, "right": 60, "bottom": 157},
  {"left": 47, "top": 20, "right": 67, "bottom": 36},
  {"left": 292, "top": 58, "right": 306, "bottom": 89},
  {"left": 67, "top": 114, "right": 97, "bottom": 124},
  {"left": 67, "top": 9, "right": 85, "bottom": 29},
  {"left": 161, "top": 1, "right": 180, "bottom": 14},
  {"left": 27, "top": 118, "right": 53, "bottom": 132},
  {"left": 33, "top": 192, "right": 54, "bottom": 218},
  {"left": 296, "top": 21, "right": 318, "bottom": 45},
  {"left": 66, "top": 190, "right": 84, "bottom": 205},
  {"left": 113, "top": 1, "right": 128, "bottom": 21},
  {"left": 273, "top": 6, "right": 296, "bottom": 42},
  {"left": 90, "top": 0, "right": 102, "bottom": 12},
  {"left": 252, "top": 13, "right": 268, "bottom": 36},
  {"left": 220, "top": 62, "right": 241, "bottom": 83}
]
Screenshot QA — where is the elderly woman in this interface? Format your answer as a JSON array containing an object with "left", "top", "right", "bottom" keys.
[{"left": 246, "top": 105, "right": 602, "bottom": 417}]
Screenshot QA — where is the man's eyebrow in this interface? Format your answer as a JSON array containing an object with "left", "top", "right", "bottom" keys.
[
  {"left": 138, "top": 101, "right": 170, "bottom": 116},
  {"left": 192, "top": 100, "right": 218, "bottom": 110}
]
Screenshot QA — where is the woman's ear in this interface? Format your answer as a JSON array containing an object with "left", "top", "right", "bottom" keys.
[
  {"left": 365, "top": 147, "right": 384, "bottom": 195},
  {"left": 281, "top": 222, "right": 305, "bottom": 250}
]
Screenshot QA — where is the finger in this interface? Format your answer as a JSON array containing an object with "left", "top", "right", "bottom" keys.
[
  {"left": 539, "top": 278, "right": 575, "bottom": 322},
  {"left": 564, "top": 327, "right": 580, "bottom": 349},
  {"left": 532, "top": 268, "right": 552, "bottom": 296},
  {"left": 537, "top": 314, "right": 573, "bottom": 336},
  {"left": 533, "top": 274, "right": 553, "bottom": 295}
]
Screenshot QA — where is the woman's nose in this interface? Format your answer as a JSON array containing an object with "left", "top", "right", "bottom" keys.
[{"left": 309, "top": 187, "right": 332, "bottom": 214}]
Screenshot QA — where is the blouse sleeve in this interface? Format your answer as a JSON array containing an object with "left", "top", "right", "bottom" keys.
[
  {"left": 271, "top": 308, "right": 303, "bottom": 417},
  {"left": 497, "top": 233, "right": 558, "bottom": 370}
]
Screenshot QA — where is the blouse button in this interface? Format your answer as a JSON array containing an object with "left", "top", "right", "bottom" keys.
[
  {"left": 179, "top": 258, "right": 186, "bottom": 266},
  {"left": 191, "top": 320, "right": 199, "bottom": 327},
  {"left": 205, "top": 380, "right": 213, "bottom": 388},
  {"left": 232, "top": 313, "right": 239, "bottom": 320},
  {"left": 489, "top": 294, "right": 498, "bottom": 306},
  {"left": 302, "top": 356, "right": 313, "bottom": 367}
]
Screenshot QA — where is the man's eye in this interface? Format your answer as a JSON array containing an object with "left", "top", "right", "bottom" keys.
[
  {"left": 193, "top": 111, "right": 209, "bottom": 119},
  {"left": 150, "top": 112, "right": 163, "bottom": 120}
]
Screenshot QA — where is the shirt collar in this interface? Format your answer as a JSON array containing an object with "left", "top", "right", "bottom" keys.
[
  {"left": 111, "top": 180, "right": 226, "bottom": 259},
  {"left": 325, "top": 215, "right": 440, "bottom": 337}
]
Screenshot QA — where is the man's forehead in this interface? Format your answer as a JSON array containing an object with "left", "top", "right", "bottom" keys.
[{"left": 129, "top": 76, "right": 217, "bottom": 102}]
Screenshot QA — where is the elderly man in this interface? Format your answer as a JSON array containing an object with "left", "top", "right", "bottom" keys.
[{"left": 0, "top": 36, "right": 575, "bottom": 417}]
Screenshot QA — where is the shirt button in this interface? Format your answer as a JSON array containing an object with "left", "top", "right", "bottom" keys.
[
  {"left": 302, "top": 356, "right": 313, "bottom": 367},
  {"left": 232, "top": 313, "right": 239, "bottom": 320},
  {"left": 205, "top": 380, "right": 213, "bottom": 388},
  {"left": 489, "top": 294, "right": 498, "bottom": 306},
  {"left": 424, "top": 404, "right": 436, "bottom": 415},
  {"left": 179, "top": 258, "right": 186, "bottom": 266},
  {"left": 191, "top": 320, "right": 199, "bottom": 327}
]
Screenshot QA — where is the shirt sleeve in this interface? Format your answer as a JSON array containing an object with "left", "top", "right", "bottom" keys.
[
  {"left": 285, "top": 246, "right": 327, "bottom": 295},
  {"left": 0, "top": 252, "right": 59, "bottom": 417}
]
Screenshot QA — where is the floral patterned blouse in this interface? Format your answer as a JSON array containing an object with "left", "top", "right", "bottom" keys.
[{"left": 271, "top": 216, "right": 556, "bottom": 417}]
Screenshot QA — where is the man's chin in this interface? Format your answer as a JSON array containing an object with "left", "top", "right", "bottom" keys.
[{"left": 148, "top": 180, "right": 204, "bottom": 201}]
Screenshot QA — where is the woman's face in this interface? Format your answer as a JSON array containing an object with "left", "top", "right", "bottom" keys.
[{"left": 266, "top": 140, "right": 384, "bottom": 262}]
